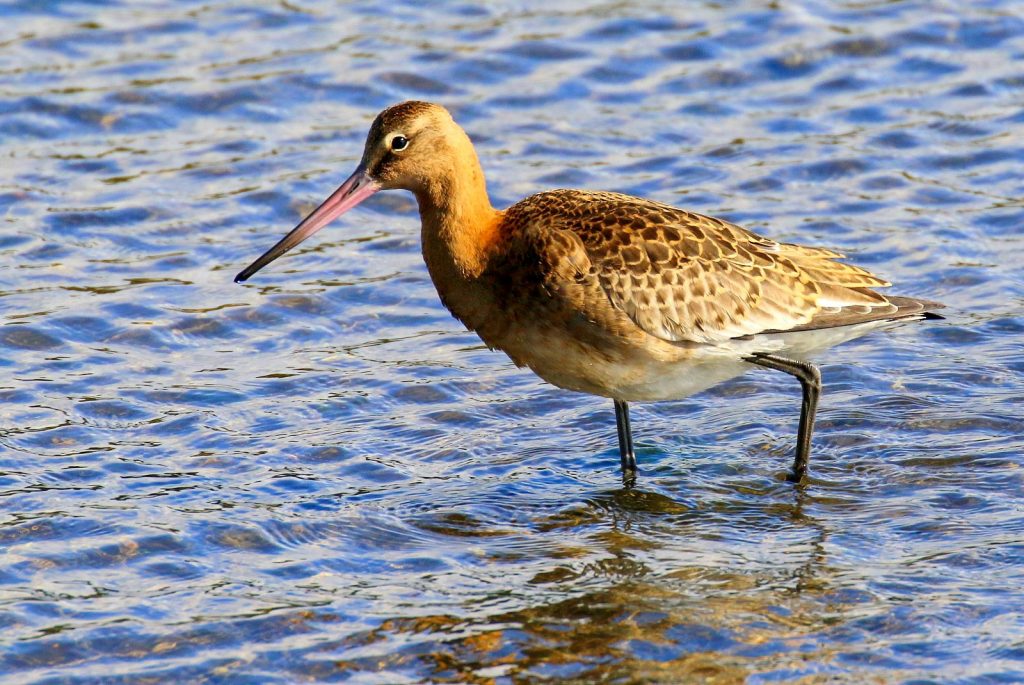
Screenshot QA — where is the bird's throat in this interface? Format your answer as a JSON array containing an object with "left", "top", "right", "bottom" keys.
[{"left": 415, "top": 152, "right": 501, "bottom": 282}]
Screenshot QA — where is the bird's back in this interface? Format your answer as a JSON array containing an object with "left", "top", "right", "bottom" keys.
[{"left": 494, "top": 189, "right": 942, "bottom": 345}]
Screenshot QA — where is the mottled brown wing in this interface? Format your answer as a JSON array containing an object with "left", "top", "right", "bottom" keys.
[{"left": 512, "top": 189, "right": 894, "bottom": 344}]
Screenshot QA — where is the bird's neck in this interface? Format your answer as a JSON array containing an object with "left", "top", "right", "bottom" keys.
[{"left": 414, "top": 138, "right": 501, "bottom": 281}]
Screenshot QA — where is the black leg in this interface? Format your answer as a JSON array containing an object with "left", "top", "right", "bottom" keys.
[
  {"left": 614, "top": 399, "right": 637, "bottom": 487},
  {"left": 745, "top": 353, "right": 822, "bottom": 483}
]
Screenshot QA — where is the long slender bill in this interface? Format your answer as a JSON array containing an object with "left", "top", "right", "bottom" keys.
[{"left": 235, "top": 166, "right": 380, "bottom": 282}]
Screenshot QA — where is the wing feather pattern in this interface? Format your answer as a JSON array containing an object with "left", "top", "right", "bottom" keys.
[{"left": 504, "top": 189, "right": 939, "bottom": 344}]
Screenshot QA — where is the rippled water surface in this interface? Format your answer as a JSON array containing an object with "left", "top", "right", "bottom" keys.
[{"left": 3, "top": 1, "right": 1023, "bottom": 682}]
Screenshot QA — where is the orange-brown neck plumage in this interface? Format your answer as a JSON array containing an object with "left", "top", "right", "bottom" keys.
[{"left": 412, "top": 123, "right": 501, "bottom": 281}]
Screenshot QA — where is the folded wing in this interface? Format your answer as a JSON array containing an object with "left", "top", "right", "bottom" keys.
[{"left": 514, "top": 190, "right": 932, "bottom": 344}]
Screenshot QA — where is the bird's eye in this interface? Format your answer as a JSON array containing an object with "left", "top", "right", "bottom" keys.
[{"left": 391, "top": 135, "right": 409, "bottom": 152}]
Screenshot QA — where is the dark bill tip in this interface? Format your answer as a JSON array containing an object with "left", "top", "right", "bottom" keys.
[{"left": 234, "top": 166, "right": 379, "bottom": 283}]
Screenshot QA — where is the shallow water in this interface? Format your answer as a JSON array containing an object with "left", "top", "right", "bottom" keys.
[{"left": 2, "top": 1, "right": 1023, "bottom": 682}]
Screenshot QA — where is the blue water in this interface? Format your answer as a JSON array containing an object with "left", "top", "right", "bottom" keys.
[{"left": 2, "top": 1, "right": 1023, "bottom": 682}]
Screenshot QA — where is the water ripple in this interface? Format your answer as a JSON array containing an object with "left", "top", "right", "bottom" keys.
[{"left": 1, "top": 1, "right": 1022, "bottom": 683}]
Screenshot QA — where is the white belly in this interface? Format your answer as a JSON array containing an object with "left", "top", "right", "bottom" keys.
[{"left": 515, "top": 319, "right": 901, "bottom": 402}]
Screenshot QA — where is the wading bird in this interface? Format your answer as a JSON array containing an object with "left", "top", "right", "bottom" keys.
[{"left": 237, "top": 101, "right": 942, "bottom": 486}]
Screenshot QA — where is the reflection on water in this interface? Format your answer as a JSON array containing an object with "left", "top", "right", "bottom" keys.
[{"left": 2, "top": 0, "right": 1024, "bottom": 682}]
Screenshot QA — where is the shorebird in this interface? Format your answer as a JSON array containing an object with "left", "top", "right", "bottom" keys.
[{"left": 236, "top": 101, "right": 942, "bottom": 486}]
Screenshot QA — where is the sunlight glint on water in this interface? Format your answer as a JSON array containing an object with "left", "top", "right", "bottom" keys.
[{"left": 1, "top": 1, "right": 1023, "bottom": 682}]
